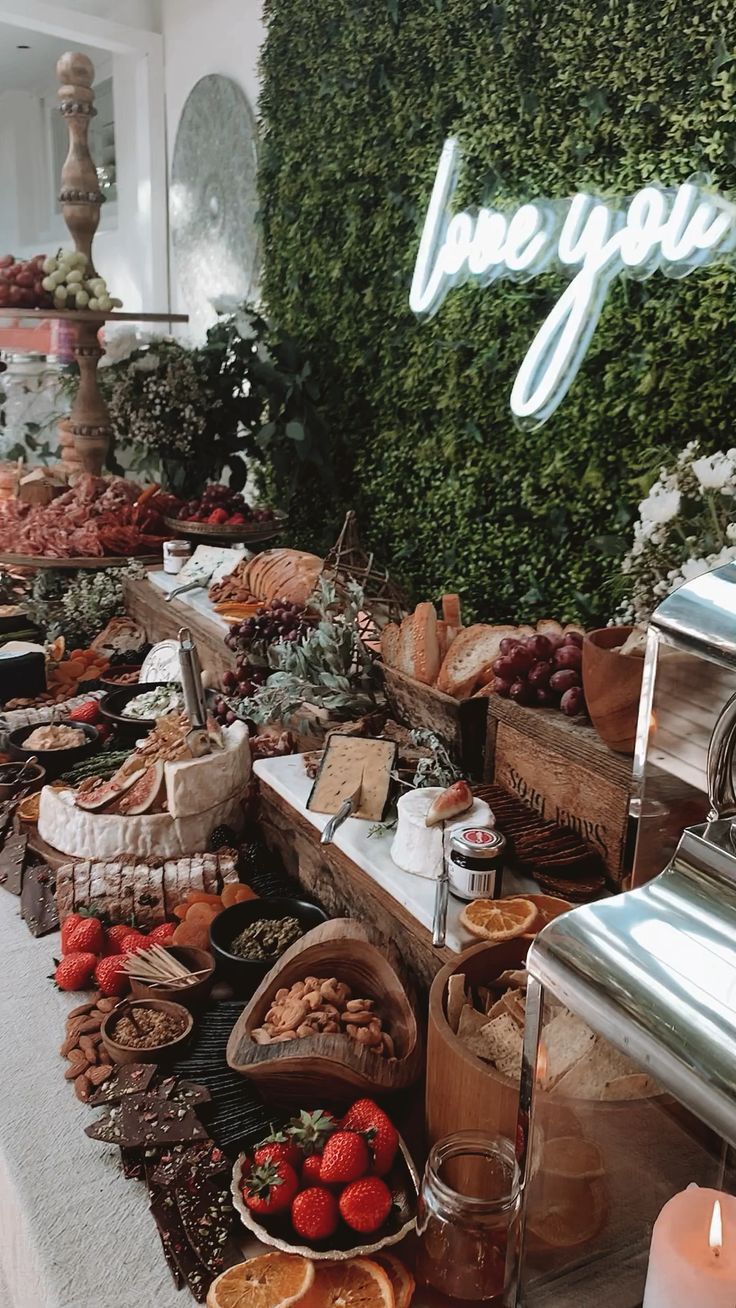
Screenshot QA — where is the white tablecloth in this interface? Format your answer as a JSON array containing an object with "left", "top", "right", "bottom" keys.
[{"left": 0, "top": 887, "right": 182, "bottom": 1308}]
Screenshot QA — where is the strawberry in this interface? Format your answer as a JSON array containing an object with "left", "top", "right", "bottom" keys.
[
  {"left": 120, "top": 931, "right": 151, "bottom": 954},
  {"left": 287, "top": 1109, "right": 338, "bottom": 1157},
  {"left": 338, "top": 1176, "right": 393, "bottom": 1233},
  {"left": 208, "top": 508, "right": 229, "bottom": 525},
  {"left": 342, "top": 1099, "right": 399, "bottom": 1177},
  {"left": 291, "top": 1186, "right": 339, "bottom": 1242},
  {"left": 60, "top": 913, "right": 83, "bottom": 956},
  {"left": 254, "top": 1129, "right": 302, "bottom": 1171},
  {"left": 68, "top": 700, "right": 101, "bottom": 725},
  {"left": 241, "top": 1159, "right": 299, "bottom": 1216},
  {"left": 66, "top": 916, "right": 105, "bottom": 956},
  {"left": 53, "top": 952, "right": 97, "bottom": 991},
  {"left": 94, "top": 954, "right": 128, "bottom": 997},
  {"left": 147, "top": 922, "right": 177, "bottom": 946},
  {"left": 105, "top": 924, "right": 135, "bottom": 955},
  {"left": 319, "top": 1131, "right": 370, "bottom": 1184},
  {"left": 301, "top": 1153, "right": 324, "bottom": 1185}
]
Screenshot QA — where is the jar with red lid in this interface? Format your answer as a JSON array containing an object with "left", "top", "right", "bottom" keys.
[{"left": 448, "top": 825, "right": 506, "bottom": 901}]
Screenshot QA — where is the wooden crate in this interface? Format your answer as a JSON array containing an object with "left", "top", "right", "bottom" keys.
[
  {"left": 123, "top": 575, "right": 234, "bottom": 686},
  {"left": 379, "top": 663, "right": 488, "bottom": 777},
  {"left": 483, "top": 695, "right": 634, "bottom": 886}
]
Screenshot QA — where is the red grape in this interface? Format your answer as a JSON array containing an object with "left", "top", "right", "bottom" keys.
[
  {"left": 562, "top": 631, "right": 583, "bottom": 648},
  {"left": 535, "top": 687, "right": 557, "bottom": 706},
  {"left": 554, "top": 645, "right": 582, "bottom": 671},
  {"left": 560, "top": 686, "right": 586, "bottom": 716},
  {"left": 507, "top": 645, "right": 535, "bottom": 675},
  {"left": 499, "top": 637, "right": 520, "bottom": 655},
  {"left": 492, "top": 654, "right": 516, "bottom": 682},
  {"left": 486, "top": 677, "right": 510, "bottom": 697},
  {"left": 524, "top": 634, "right": 553, "bottom": 660},
  {"left": 509, "top": 679, "right": 535, "bottom": 705},
  {"left": 550, "top": 668, "right": 580, "bottom": 694},
  {"left": 527, "top": 660, "right": 553, "bottom": 688}
]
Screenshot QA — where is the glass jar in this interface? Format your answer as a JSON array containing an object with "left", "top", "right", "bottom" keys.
[
  {"left": 448, "top": 826, "right": 506, "bottom": 900},
  {"left": 415, "top": 1131, "right": 520, "bottom": 1302}
]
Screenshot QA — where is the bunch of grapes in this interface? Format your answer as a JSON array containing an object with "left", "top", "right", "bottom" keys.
[
  {"left": 487, "top": 631, "right": 586, "bottom": 716},
  {"left": 40, "top": 249, "right": 121, "bottom": 311},
  {"left": 179, "top": 484, "right": 277, "bottom": 527},
  {"left": 212, "top": 599, "right": 313, "bottom": 726}
]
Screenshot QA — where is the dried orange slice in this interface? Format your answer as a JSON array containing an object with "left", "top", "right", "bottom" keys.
[
  {"left": 373, "top": 1252, "right": 415, "bottom": 1308},
  {"left": 206, "top": 1253, "right": 314, "bottom": 1308},
  {"left": 459, "top": 896, "right": 537, "bottom": 941},
  {"left": 527, "top": 1179, "right": 606, "bottom": 1249},
  {"left": 542, "top": 1136, "right": 604, "bottom": 1180},
  {"left": 297, "top": 1258, "right": 394, "bottom": 1308}
]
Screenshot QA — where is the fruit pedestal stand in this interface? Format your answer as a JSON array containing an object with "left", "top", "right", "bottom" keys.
[{"left": 0, "top": 52, "right": 187, "bottom": 477}]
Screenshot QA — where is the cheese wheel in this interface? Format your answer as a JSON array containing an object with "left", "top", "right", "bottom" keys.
[{"left": 390, "top": 787, "right": 493, "bottom": 879}]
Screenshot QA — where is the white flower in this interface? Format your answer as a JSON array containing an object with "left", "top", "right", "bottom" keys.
[
  {"left": 131, "top": 351, "right": 159, "bottom": 373},
  {"left": 638, "top": 487, "right": 681, "bottom": 525},
  {"left": 726, "top": 523, "right": 736, "bottom": 543},
  {"left": 691, "top": 452, "right": 735, "bottom": 491},
  {"left": 100, "top": 326, "right": 139, "bottom": 366},
  {"left": 679, "top": 556, "right": 713, "bottom": 583}
]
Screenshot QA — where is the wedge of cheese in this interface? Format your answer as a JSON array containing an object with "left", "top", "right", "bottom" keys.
[{"left": 308, "top": 735, "right": 396, "bottom": 822}]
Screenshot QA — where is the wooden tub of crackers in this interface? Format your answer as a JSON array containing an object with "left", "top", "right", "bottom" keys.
[{"left": 426, "top": 938, "right": 530, "bottom": 1148}]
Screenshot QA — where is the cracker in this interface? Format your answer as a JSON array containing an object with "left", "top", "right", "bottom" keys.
[{"left": 446, "top": 974, "right": 467, "bottom": 1033}]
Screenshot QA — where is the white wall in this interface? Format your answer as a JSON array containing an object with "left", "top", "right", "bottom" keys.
[{"left": 161, "top": 0, "right": 264, "bottom": 326}]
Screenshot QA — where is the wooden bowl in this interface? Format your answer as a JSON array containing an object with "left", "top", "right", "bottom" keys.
[
  {"left": 227, "top": 919, "right": 424, "bottom": 1107},
  {"left": 101, "top": 998, "right": 193, "bottom": 1065},
  {"left": 582, "top": 626, "right": 644, "bottom": 755},
  {"left": 230, "top": 1136, "right": 419, "bottom": 1259},
  {"left": 209, "top": 898, "right": 329, "bottom": 995},
  {"left": 426, "top": 938, "right": 529, "bottom": 1149},
  {"left": 129, "top": 946, "right": 215, "bottom": 1007}
]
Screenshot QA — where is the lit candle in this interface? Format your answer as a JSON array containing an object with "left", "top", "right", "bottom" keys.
[{"left": 643, "top": 1186, "right": 736, "bottom": 1308}]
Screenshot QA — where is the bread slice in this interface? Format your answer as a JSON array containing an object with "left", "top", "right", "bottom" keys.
[
  {"left": 396, "top": 615, "right": 416, "bottom": 677},
  {"left": 380, "top": 622, "right": 401, "bottom": 668},
  {"left": 442, "top": 593, "right": 462, "bottom": 627},
  {"left": 436, "top": 624, "right": 520, "bottom": 698},
  {"left": 436, "top": 619, "right": 450, "bottom": 661},
  {"left": 536, "top": 619, "right": 563, "bottom": 637},
  {"left": 411, "top": 602, "right": 441, "bottom": 685}
]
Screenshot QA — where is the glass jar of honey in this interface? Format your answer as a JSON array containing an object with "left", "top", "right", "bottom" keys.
[{"left": 415, "top": 1131, "right": 520, "bottom": 1302}]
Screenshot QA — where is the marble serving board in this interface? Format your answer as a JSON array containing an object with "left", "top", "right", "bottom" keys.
[
  {"left": 147, "top": 568, "right": 231, "bottom": 630},
  {"left": 254, "top": 754, "right": 536, "bottom": 956}
]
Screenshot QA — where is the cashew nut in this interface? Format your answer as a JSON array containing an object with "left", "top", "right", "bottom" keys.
[
  {"left": 252, "top": 1028, "right": 273, "bottom": 1044},
  {"left": 341, "top": 1009, "right": 374, "bottom": 1026},
  {"left": 321, "top": 978, "right": 351, "bottom": 1007},
  {"left": 346, "top": 998, "right": 374, "bottom": 1012}
]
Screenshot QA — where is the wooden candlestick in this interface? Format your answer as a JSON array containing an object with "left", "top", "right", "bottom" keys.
[{"left": 56, "top": 52, "right": 103, "bottom": 274}]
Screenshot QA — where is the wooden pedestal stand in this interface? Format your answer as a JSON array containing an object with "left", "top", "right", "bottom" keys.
[{"left": 0, "top": 52, "right": 186, "bottom": 476}]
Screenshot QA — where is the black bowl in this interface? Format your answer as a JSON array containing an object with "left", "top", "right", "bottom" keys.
[
  {"left": 98, "top": 665, "right": 142, "bottom": 693},
  {"left": 8, "top": 720, "right": 99, "bottom": 781},
  {"left": 99, "top": 681, "right": 181, "bottom": 739},
  {"left": 209, "top": 897, "right": 328, "bottom": 996}
]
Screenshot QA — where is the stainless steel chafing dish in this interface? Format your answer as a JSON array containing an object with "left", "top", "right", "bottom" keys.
[{"left": 512, "top": 674, "right": 736, "bottom": 1306}]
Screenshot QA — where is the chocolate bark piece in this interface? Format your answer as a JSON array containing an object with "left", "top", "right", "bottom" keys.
[
  {"left": 119, "top": 1094, "right": 208, "bottom": 1147},
  {"left": 150, "top": 1140, "right": 228, "bottom": 1189},
  {"left": 88, "top": 1061, "right": 158, "bottom": 1106},
  {"left": 169, "top": 1081, "right": 212, "bottom": 1107},
  {"left": 120, "top": 1146, "right": 146, "bottom": 1179},
  {"left": 0, "top": 831, "right": 27, "bottom": 894},
  {"left": 175, "top": 1176, "right": 232, "bottom": 1274},
  {"left": 20, "top": 863, "right": 59, "bottom": 936},
  {"left": 85, "top": 1106, "right": 124, "bottom": 1143},
  {"left": 0, "top": 798, "right": 16, "bottom": 845},
  {"left": 150, "top": 1196, "right": 185, "bottom": 1291},
  {"left": 150, "top": 1193, "right": 210, "bottom": 1303}
]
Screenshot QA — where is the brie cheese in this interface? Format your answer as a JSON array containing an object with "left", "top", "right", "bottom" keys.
[{"left": 390, "top": 786, "right": 492, "bottom": 879}]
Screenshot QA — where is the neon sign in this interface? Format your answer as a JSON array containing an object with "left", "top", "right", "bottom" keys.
[{"left": 410, "top": 137, "right": 736, "bottom": 428}]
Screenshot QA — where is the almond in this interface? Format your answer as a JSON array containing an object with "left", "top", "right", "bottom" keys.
[
  {"left": 67, "top": 1000, "right": 97, "bottom": 1019},
  {"left": 64, "top": 1059, "right": 85, "bottom": 1080},
  {"left": 96, "top": 998, "right": 120, "bottom": 1013},
  {"left": 76, "top": 1015, "right": 102, "bottom": 1034},
  {"left": 74, "top": 1073, "right": 91, "bottom": 1102},
  {"left": 60, "top": 1035, "right": 81, "bottom": 1057},
  {"left": 87, "top": 1064, "right": 113, "bottom": 1086}
]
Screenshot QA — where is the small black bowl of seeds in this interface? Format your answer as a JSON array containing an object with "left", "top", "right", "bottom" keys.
[
  {"left": 209, "top": 897, "right": 328, "bottom": 995},
  {"left": 101, "top": 998, "right": 194, "bottom": 1065}
]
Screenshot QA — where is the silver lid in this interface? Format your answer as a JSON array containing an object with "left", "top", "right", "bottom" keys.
[{"left": 450, "top": 826, "right": 505, "bottom": 858}]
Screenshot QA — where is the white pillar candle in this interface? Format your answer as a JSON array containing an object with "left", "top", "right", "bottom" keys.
[{"left": 643, "top": 1186, "right": 736, "bottom": 1308}]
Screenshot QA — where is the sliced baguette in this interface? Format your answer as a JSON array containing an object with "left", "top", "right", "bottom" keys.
[
  {"left": 396, "top": 615, "right": 416, "bottom": 677},
  {"left": 536, "top": 619, "right": 563, "bottom": 637},
  {"left": 442, "top": 593, "right": 462, "bottom": 627},
  {"left": 437, "top": 624, "right": 520, "bottom": 698},
  {"left": 436, "top": 619, "right": 450, "bottom": 661},
  {"left": 380, "top": 622, "right": 401, "bottom": 669},
  {"left": 411, "top": 601, "right": 441, "bottom": 685}
]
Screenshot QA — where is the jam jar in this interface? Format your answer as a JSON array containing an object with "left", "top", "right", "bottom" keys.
[
  {"left": 416, "top": 1131, "right": 520, "bottom": 1302},
  {"left": 448, "top": 826, "right": 506, "bottom": 901},
  {"left": 163, "top": 539, "right": 192, "bottom": 574}
]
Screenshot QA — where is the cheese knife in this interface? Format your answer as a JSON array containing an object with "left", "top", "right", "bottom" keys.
[
  {"left": 320, "top": 773, "right": 363, "bottom": 846},
  {"left": 178, "top": 626, "right": 211, "bottom": 758},
  {"left": 432, "top": 823, "right": 450, "bottom": 948}
]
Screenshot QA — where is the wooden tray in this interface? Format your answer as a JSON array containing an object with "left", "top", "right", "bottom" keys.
[
  {"left": 164, "top": 514, "right": 286, "bottom": 544},
  {"left": 379, "top": 662, "right": 488, "bottom": 777},
  {"left": 226, "top": 918, "right": 424, "bottom": 1107},
  {"left": 0, "top": 552, "right": 161, "bottom": 571}
]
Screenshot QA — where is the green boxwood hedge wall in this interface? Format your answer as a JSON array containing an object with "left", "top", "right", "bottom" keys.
[{"left": 259, "top": 0, "right": 736, "bottom": 622}]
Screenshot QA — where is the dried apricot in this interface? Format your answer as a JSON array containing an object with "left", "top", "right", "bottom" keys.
[
  {"left": 187, "top": 902, "right": 219, "bottom": 926},
  {"left": 173, "top": 904, "right": 190, "bottom": 921},
  {"left": 233, "top": 885, "right": 258, "bottom": 903},
  {"left": 186, "top": 892, "right": 223, "bottom": 907},
  {"left": 172, "top": 921, "right": 204, "bottom": 947},
  {"left": 221, "top": 883, "right": 242, "bottom": 908}
]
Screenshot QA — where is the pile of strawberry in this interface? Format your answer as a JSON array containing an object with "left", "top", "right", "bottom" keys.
[
  {"left": 53, "top": 913, "right": 176, "bottom": 996},
  {"left": 67, "top": 697, "right": 111, "bottom": 742},
  {"left": 241, "top": 1099, "right": 399, "bottom": 1244}
]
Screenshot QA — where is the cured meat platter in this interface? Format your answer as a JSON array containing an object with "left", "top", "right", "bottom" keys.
[{"left": 0, "top": 553, "right": 161, "bottom": 571}]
